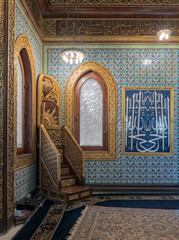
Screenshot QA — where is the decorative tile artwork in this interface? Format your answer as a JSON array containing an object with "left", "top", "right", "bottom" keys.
[
  {"left": 47, "top": 47, "right": 179, "bottom": 184},
  {"left": 14, "top": 164, "right": 36, "bottom": 202},
  {"left": 15, "top": 0, "right": 42, "bottom": 78},
  {"left": 122, "top": 87, "right": 173, "bottom": 155}
]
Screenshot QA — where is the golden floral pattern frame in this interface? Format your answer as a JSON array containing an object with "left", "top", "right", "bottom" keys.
[
  {"left": 37, "top": 74, "right": 62, "bottom": 128},
  {"left": 14, "top": 35, "right": 36, "bottom": 170},
  {"left": 65, "top": 61, "right": 117, "bottom": 161}
]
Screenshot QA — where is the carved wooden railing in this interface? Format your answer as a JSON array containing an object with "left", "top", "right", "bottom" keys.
[
  {"left": 64, "top": 126, "right": 85, "bottom": 184},
  {"left": 46, "top": 127, "right": 63, "bottom": 149},
  {"left": 39, "top": 125, "right": 61, "bottom": 193}
]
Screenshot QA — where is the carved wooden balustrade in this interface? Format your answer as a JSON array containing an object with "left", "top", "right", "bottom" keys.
[
  {"left": 64, "top": 126, "right": 85, "bottom": 185},
  {"left": 46, "top": 127, "right": 63, "bottom": 149},
  {"left": 39, "top": 125, "right": 62, "bottom": 199}
]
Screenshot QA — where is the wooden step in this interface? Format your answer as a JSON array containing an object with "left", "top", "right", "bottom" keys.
[
  {"left": 61, "top": 175, "right": 77, "bottom": 187},
  {"left": 61, "top": 185, "right": 92, "bottom": 203},
  {"left": 61, "top": 165, "right": 70, "bottom": 175}
]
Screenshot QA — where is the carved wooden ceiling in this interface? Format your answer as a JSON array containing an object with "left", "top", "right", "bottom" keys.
[
  {"left": 36, "top": 0, "right": 179, "bottom": 18},
  {"left": 23, "top": 0, "right": 179, "bottom": 42}
]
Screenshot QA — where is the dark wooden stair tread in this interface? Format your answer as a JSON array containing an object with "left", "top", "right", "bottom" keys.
[
  {"left": 61, "top": 174, "right": 76, "bottom": 179},
  {"left": 61, "top": 186, "right": 91, "bottom": 194},
  {"left": 61, "top": 164, "right": 70, "bottom": 168}
]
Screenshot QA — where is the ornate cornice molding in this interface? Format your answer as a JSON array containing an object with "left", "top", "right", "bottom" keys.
[
  {"left": 43, "top": 18, "right": 179, "bottom": 43},
  {"left": 18, "top": 0, "right": 179, "bottom": 43},
  {"left": 48, "top": 0, "right": 179, "bottom": 7}
]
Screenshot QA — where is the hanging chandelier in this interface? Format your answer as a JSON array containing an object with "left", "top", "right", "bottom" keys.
[
  {"left": 61, "top": 48, "right": 85, "bottom": 64},
  {"left": 61, "top": 5, "right": 85, "bottom": 65},
  {"left": 157, "top": 29, "right": 171, "bottom": 40}
]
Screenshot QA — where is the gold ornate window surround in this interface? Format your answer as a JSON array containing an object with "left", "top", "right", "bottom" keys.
[
  {"left": 65, "top": 61, "right": 117, "bottom": 161},
  {"left": 14, "top": 35, "right": 36, "bottom": 170}
]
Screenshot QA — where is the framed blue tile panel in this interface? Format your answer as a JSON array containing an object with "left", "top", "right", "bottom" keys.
[{"left": 122, "top": 87, "right": 173, "bottom": 155}]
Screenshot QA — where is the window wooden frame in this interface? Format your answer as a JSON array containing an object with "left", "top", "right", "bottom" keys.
[
  {"left": 17, "top": 55, "right": 25, "bottom": 154},
  {"left": 74, "top": 71, "right": 108, "bottom": 151},
  {"left": 65, "top": 61, "right": 117, "bottom": 161},
  {"left": 14, "top": 35, "right": 36, "bottom": 170},
  {"left": 17, "top": 49, "right": 32, "bottom": 155}
]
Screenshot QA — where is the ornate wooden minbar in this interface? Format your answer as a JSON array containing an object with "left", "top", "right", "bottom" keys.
[{"left": 38, "top": 74, "right": 92, "bottom": 203}]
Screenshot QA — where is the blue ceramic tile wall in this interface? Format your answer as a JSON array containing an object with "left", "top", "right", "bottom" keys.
[
  {"left": 15, "top": 1, "right": 42, "bottom": 78},
  {"left": 14, "top": 165, "right": 36, "bottom": 202},
  {"left": 47, "top": 48, "right": 179, "bottom": 184}
]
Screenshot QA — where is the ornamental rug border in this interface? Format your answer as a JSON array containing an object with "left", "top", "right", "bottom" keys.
[
  {"left": 29, "top": 202, "right": 65, "bottom": 240},
  {"left": 122, "top": 87, "right": 174, "bottom": 155},
  {"left": 66, "top": 195, "right": 179, "bottom": 210},
  {"left": 67, "top": 205, "right": 179, "bottom": 240}
]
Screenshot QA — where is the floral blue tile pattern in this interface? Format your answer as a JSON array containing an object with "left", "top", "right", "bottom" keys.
[
  {"left": 15, "top": 0, "right": 42, "bottom": 78},
  {"left": 14, "top": 164, "right": 36, "bottom": 202},
  {"left": 47, "top": 47, "right": 179, "bottom": 184}
]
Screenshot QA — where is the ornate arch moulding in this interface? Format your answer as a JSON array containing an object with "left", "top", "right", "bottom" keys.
[
  {"left": 14, "top": 35, "right": 36, "bottom": 170},
  {"left": 37, "top": 74, "right": 62, "bottom": 128},
  {"left": 65, "top": 61, "right": 117, "bottom": 161}
]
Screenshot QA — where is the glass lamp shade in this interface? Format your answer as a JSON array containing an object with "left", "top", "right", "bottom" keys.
[
  {"left": 61, "top": 48, "right": 85, "bottom": 64},
  {"left": 157, "top": 29, "right": 171, "bottom": 40}
]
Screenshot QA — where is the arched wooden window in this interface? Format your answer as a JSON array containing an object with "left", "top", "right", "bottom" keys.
[
  {"left": 17, "top": 49, "right": 32, "bottom": 154},
  {"left": 74, "top": 72, "right": 108, "bottom": 151}
]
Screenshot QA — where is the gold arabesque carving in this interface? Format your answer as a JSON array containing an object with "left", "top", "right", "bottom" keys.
[
  {"left": 7, "top": 0, "right": 16, "bottom": 219},
  {"left": 64, "top": 126, "right": 85, "bottom": 180},
  {"left": 37, "top": 74, "right": 62, "bottom": 128},
  {"left": 65, "top": 61, "right": 117, "bottom": 161},
  {"left": 0, "top": 0, "right": 5, "bottom": 218},
  {"left": 0, "top": 0, "right": 15, "bottom": 221},
  {"left": 14, "top": 35, "right": 36, "bottom": 170},
  {"left": 46, "top": 19, "right": 179, "bottom": 40},
  {"left": 39, "top": 125, "right": 61, "bottom": 197}
]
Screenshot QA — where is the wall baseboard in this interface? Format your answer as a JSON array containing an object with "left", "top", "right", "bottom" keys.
[{"left": 86, "top": 183, "right": 179, "bottom": 194}]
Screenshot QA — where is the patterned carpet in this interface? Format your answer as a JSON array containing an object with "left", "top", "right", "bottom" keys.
[
  {"left": 66, "top": 205, "right": 179, "bottom": 240},
  {"left": 13, "top": 195, "right": 179, "bottom": 240}
]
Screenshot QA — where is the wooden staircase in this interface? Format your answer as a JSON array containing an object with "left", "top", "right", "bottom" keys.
[
  {"left": 37, "top": 74, "right": 92, "bottom": 203},
  {"left": 39, "top": 125, "right": 92, "bottom": 203},
  {"left": 61, "top": 162, "right": 92, "bottom": 203}
]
